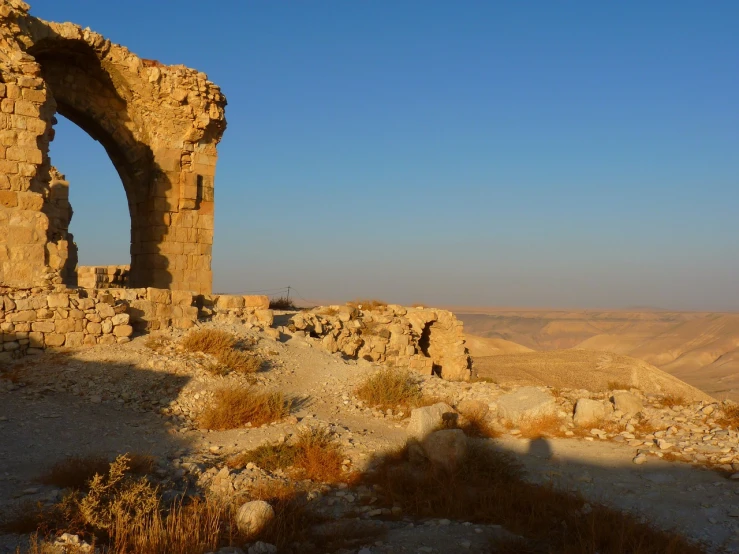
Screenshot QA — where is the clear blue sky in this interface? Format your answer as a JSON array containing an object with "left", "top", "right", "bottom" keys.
[{"left": 30, "top": 1, "right": 738, "bottom": 310}]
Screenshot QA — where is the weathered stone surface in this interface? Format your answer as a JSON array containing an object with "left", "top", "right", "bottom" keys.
[
  {"left": 611, "top": 391, "right": 643, "bottom": 415},
  {"left": 216, "top": 295, "right": 245, "bottom": 310},
  {"left": 573, "top": 398, "right": 611, "bottom": 428},
  {"left": 0, "top": 4, "right": 226, "bottom": 293},
  {"left": 497, "top": 387, "right": 556, "bottom": 424},
  {"left": 407, "top": 402, "right": 455, "bottom": 440},
  {"left": 243, "top": 295, "right": 269, "bottom": 309},
  {"left": 421, "top": 429, "right": 467, "bottom": 472},
  {"left": 236, "top": 500, "right": 274, "bottom": 536}
]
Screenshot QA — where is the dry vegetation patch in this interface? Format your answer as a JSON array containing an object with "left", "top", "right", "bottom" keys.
[
  {"left": 229, "top": 428, "right": 346, "bottom": 483},
  {"left": 269, "top": 296, "right": 298, "bottom": 310},
  {"left": 715, "top": 405, "right": 739, "bottom": 430},
  {"left": 365, "top": 443, "right": 704, "bottom": 554},
  {"left": 198, "top": 387, "right": 289, "bottom": 430},
  {"left": 659, "top": 394, "right": 687, "bottom": 408},
  {"left": 181, "top": 329, "right": 261, "bottom": 374},
  {"left": 355, "top": 368, "right": 424, "bottom": 411},
  {"left": 515, "top": 414, "right": 566, "bottom": 439}
]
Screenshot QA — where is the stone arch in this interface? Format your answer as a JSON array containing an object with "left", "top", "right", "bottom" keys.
[{"left": 0, "top": 2, "right": 226, "bottom": 293}]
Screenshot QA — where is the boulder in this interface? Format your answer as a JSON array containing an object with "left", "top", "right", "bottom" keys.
[
  {"left": 573, "top": 398, "right": 611, "bottom": 428},
  {"left": 407, "top": 402, "right": 455, "bottom": 440},
  {"left": 236, "top": 500, "right": 274, "bottom": 536},
  {"left": 611, "top": 391, "right": 643, "bottom": 415},
  {"left": 421, "top": 429, "right": 468, "bottom": 472},
  {"left": 496, "top": 387, "right": 555, "bottom": 424}
]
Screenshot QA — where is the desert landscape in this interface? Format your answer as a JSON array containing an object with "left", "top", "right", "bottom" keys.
[
  {"left": 1, "top": 1, "right": 738, "bottom": 554},
  {"left": 458, "top": 309, "right": 739, "bottom": 403}
]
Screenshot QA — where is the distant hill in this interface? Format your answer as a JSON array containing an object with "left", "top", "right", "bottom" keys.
[
  {"left": 473, "top": 349, "right": 713, "bottom": 402},
  {"left": 459, "top": 309, "right": 739, "bottom": 401}
]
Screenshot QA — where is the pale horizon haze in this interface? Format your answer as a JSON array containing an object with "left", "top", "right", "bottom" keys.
[{"left": 28, "top": 1, "right": 738, "bottom": 311}]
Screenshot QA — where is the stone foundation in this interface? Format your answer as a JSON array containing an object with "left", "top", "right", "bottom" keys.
[{"left": 77, "top": 265, "right": 129, "bottom": 289}]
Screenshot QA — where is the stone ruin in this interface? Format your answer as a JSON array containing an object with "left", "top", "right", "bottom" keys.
[
  {"left": 0, "top": 1, "right": 472, "bottom": 380},
  {"left": 0, "top": 0, "right": 226, "bottom": 294}
]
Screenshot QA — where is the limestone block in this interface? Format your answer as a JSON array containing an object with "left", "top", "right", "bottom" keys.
[
  {"left": 407, "top": 402, "right": 456, "bottom": 440},
  {"left": 85, "top": 313, "right": 102, "bottom": 323},
  {"left": 113, "top": 325, "right": 133, "bottom": 337},
  {"left": 69, "top": 309, "right": 85, "bottom": 320},
  {"left": 31, "top": 321, "right": 54, "bottom": 333},
  {"left": 86, "top": 322, "right": 102, "bottom": 335},
  {"left": 216, "top": 295, "right": 244, "bottom": 310},
  {"left": 65, "top": 332, "right": 84, "bottom": 347},
  {"left": 171, "top": 290, "right": 193, "bottom": 306},
  {"left": 147, "top": 288, "right": 171, "bottom": 304},
  {"left": 101, "top": 319, "right": 113, "bottom": 334},
  {"left": 496, "top": 387, "right": 556, "bottom": 424},
  {"left": 173, "top": 317, "right": 195, "bottom": 329},
  {"left": 111, "top": 313, "right": 130, "bottom": 326},
  {"left": 83, "top": 335, "right": 97, "bottom": 346},
  {"left": 45, "top": 333, "right": 65, "bottom": 347},
  {"left": 255, "top": 309, "right": 274, "bottom": 327},
  {"left": 243, "top": 295, "right": 269, "bottom": 309},
  {"left": 573, "top": 398, "right": 611, "bottom": 428},
  {"left": 36, "top": 308, "right": 53, "bottom": 319},
  {"left": 28, "top": 331, "right": 43, "bottom": 347},
  {"left": 611, "top": 392, "right": 643, "bottom": 415},
  {"left": 47, "top": 293, "right": 69, "bottom": 308},
  {"left": 98, "top": 334, "right": 116, "bottom": 345},
  {"left": 54, "top": 319, "right": 75, "bottom": 333},
  {"left": 421, "top": 429, "right": 468, "bottom": 472},
  {"left": 8, "top": 310, "right": 35, "bottom": 322}
]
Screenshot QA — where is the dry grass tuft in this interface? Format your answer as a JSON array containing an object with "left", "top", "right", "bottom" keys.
[
  {"left": 355, "top": 368, "right": 424, "bottom": 411},
  {"left": 715, "top": 405, "right": 739, "bottom": 430},
  {"left": 182, "top": 329, "right": 260, "bottom": 375},
  {"left": 319, "top": 306, "right": 339, "bottom": 316},
  {"left": 182, "top": 329, "right": 236, "bottom": 355},
  {"left": 38, "top": 454, "right": 156, "bottom": 491},
  {"left": 347, "top": 299, "right": 387, "bottom": 311},
  {"left": 515, "top": 414, "right": 565, "bottom": 439},
  {"left": 229, "top": 427, "right": 345, "bottom": 483},
  {"left": 365, "top": 442, "right": 704, "bottom": 554},
  {"left": 607, "top": 380, "right": 633, "bottom": 391},
  {"left": 659, "top": 394, "right": 686, "bottom": 408},
  {"left": 198, "top": 387, "right": 289, "bottom": 430}
]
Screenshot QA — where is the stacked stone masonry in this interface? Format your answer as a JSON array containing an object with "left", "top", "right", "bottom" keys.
[
  {"left": 289, "top": 305, "right": 472, "bottom": 381},
  {"left": 0, "top": 289, "right": 276, "bottom": 351},
  {"left": 77, "top": 265, "right": 129, "bottom": 289},
  {"left": 0, "top": 0, "right": 226, "bottom": 294}
]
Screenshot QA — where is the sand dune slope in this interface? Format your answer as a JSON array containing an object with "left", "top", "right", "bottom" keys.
[{"left": 464, "top": 334, "right": 533, "bottom": 357}]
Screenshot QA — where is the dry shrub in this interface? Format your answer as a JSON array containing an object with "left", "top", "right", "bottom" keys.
[
  {"left": 214, "top": 348, "right": 261, "bottom": 374},
  {"left": 181, "top": 329, "right": 236, "bottom": 355},
  {"left": 182, "top": 329, "right": 260, "bottom": 375},
  {"left": 355, "top": 367, "right": 423, "bottom": 411},
  {"left": 365, "top": 442, "right": 704, "bottom": 554},
  {"left": 269, "top": 296, "right": 298, "bottom": 310},
  {"left": 607, "top": 381, "right": 633, "bottom": 391},
  {"left": 319, "top": 306, "right": 339, "bottom": 316},
  {"left": 198, "top": 387, "right": 289, "bottom": 430},
  {"left": 144, "top": 335, "right": 171, "bottom": 352},
  {"left": 715, "top": 404, "right": 739, "bottom": 430},
  {"left": 516, "top": 414, "right": 565, "bottom": 439},
  {"left": 39, "top": 454, "right": 155, "bottom": 491},
  {"left": 659, "top": 394, "right": 686, "bottom": 408},
  {"left": 229, "top": 428, "right": 345, "bottom": 483},
  {"left": 458, "top": 407, "right": 499, "bottom": 439},
  {"left": 347, "top": 299, "right": 387, "bottom": 311}
]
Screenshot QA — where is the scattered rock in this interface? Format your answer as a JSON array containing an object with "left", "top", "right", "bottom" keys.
[
  {"left": 407, "top": 402, "right": 456, "bottom": 440},
  {"left": 496, "top": 387, "right": 556, "bottom": 424},
  {"left": 236, "top": 500, "right": 274, "bottom": 536},
  {"left": 421, "top": 429, "right": 468, "bottom": 472}
]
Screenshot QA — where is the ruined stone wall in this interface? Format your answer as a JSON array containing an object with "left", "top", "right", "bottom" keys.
[
  {"left": 288, "top": 305, "right": 472, "bottom": 381},
  {"left": 77, "top": 265, "right": 129, "bottom": 289},
  {"left": 0, "top": 0, "right": 226, "bottom": 294}
]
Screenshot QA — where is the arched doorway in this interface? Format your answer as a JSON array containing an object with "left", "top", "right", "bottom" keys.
[{"left": 0, "top": 7, "right": 226, "bottom": 293}]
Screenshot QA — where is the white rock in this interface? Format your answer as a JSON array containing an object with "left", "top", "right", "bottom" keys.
[
  {"left": 236, "top": 500, "right": 274, "bottom": 536},
  {"left": 573, "top": 398, "right": 610, "bottom": 428},
  {"left": 496, "top": 387, "right": 556, "bottom": 424},
  {"left": 611, "top": 391, "right": 643, "bottom": 415},
  {"left": 407, "top": 402, "right": 455, "bottom": 440},
  {"left": 421, "top": 429, "right": 467, "bottom": 472}
]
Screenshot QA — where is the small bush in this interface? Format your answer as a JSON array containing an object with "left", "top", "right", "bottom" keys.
[
  {"left": 660, "top": 394, "right": 686, "bottom": 408},
  {"left": 215, "top": 348, "right": 261, "bottom": 374},
  {"left": 269, "top": 296, "right": 298, "bottom": 310},
  {"left": 181, "top": 329, "right": 236, "bottom": 355},
  {"left": 229, "top": 428, "right": 344, "bottom": 483},
  {"left": 198, "top": 387, "right": 289, "bottom": 430},
  {"left": 715, "top": 404, "right": 739, "bottom": 430},
  {"left": 347, "top": 299, "right": 387, "bottom": 311},
  {"left": 355, "top": 368, "right": 424, "bottom": 411}
]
